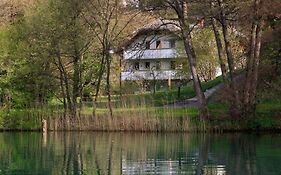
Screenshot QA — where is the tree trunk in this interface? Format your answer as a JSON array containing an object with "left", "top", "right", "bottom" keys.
[
  {"left": 54, "top": 43, "right": 74, "bottom": 116},
  {"left": 174, "top": 0, "right": 208, "bottom": 120},
  {"left": 105, "top": 49, "right": 113, "bottom": 118},
  {"left": 243, "top": 0, "right": 262, "bottom": 116},
  {"left": 119, "top": 55, "right": 122, "bottom": 98},
  {"left": 243, "top": 22, "right": 257, "bottom": 106},
  {"left": 249, "top": 19, "right": 262, "bottom": 109},
  {"left": 59, "top": 71, "right": 67, "bottom": 117},
  {"left": 58, "top": 56, "right": 74, "bottom": 116},
  {"left": 218, "top": 0, "right": 240, "bottom": 117},
  {"left": 78, "top": 55, "right": 84, "bottom": 117},
  {"left": 182, "top": 31, "right": 209, "bottom": 120},
  {"left": 72, "top": 50, "right": 80, "bottom": 118},
  {"left": 92, "top": 55, "right": 106, "bottom": 118},
  {"left": 211, "top": 17, "right": 228, "bottom": 84}
]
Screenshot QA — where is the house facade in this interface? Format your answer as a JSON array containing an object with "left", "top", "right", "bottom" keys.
[{"left": 120, "top": 20, "right": 186, "bottom": 89}]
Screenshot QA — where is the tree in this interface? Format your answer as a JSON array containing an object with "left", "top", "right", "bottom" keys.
[
  {"left": 4, "top": 0, "right": 97, "bottom": 122},
  {"left": 163, "top": 0, "right": 209, "bottom": 120},
  {"left": 242, "top": 0, "right": 281, "bottom": 116},
  {"left": 194, "top": 0, "right": 281, "bottom": 117},
  {"left": 82, "top": 0, "right": 149, "bottom": 117}
]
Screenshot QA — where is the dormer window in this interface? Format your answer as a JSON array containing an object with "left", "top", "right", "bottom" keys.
[
  {"left": 169, "top": 39, "right": 176, "bottom": 48},
  {"left": 156, "top": 40, "right": 162, "bottom": 49},
  {"left": 145, "top": 41, "right": 150, "bottom": 49}
]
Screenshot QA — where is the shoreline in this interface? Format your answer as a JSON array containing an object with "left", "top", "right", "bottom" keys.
[{"left": 1, "top": 127, "right": 281, "bottom": 133}]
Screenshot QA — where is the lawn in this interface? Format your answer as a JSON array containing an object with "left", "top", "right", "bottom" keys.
[{"left": 94, "top": 76, "right": 223, "bottom": 108}]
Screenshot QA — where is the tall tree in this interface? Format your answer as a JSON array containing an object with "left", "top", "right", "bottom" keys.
[
  {"left": 82, "top": 0, "right": 147, "bottom": 117},
  {"left": 164, "top": 0, "right": 209, "bottom": 120},
  {"left": 215, "top": 0, "right": 240, "bottom": 117},
  {"left": 242, "top": 0, "right": 281, "bottom": 116}
]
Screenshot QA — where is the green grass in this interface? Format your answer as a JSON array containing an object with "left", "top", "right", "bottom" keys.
[
  {"left": 256, "top": 100, "right": 281, "bottom": 115},
  {"left": 135, "top": 76, "right": 222, "bottom": 106},
  {"left": 94, "top": 76, "right": 223, "bottom": 108},
  {"left": 206, "top": 98, "right": 281, "bottom": 130},
  {"left": 208, "top": 103, "right": 229, "bottom": 118},
  {"left": 82, "top": 106, "right": 199, "bottom": 118}
]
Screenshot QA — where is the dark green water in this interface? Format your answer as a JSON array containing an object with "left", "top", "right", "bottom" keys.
[{"left": 0, "top": 133, "right": 281, "bottom": 175}]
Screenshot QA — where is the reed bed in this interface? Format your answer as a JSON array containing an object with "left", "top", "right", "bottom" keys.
[
  {"left": 47, "top": 113, "right": 193, "bottom": 132},
  {"left": 1, "top": 97, "right": 200, "bottom": 132}
]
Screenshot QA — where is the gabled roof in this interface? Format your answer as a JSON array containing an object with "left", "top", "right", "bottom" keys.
[
  {"left": 116, "top": 19, "right": 180, "bottom": 53},
  {"left": 134, "top": 19, "right": 180, "bottom": 34}
]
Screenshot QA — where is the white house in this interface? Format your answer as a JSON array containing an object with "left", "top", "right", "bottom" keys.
[
  {"left": 122, "top": 0, "right": 139, "bottom": 7},
  {"left": 119, "top": 20, "right": 186, "bottom": 88}
]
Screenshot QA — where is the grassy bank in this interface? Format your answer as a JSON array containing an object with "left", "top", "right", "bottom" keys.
[
  {"left": 1, "top": 76, "right": 281, "bottom": 132},
  {"left": 1, "top": 99, "right": 281, "bottom": 132}
]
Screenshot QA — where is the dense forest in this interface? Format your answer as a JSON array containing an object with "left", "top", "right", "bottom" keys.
[{"left": 0, "top": 0, "right": 281, "bottom": 131}]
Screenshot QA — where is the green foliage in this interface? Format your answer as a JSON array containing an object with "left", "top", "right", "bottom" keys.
[
  {"left": 176, "top": 28, "right": 221, "bottom": 81},
  {"left": 0, "top": 27, "right": 10, "bottom": 100},
  {"left": 0, "top": 109, "right": 41, "bottom": 129},
  {"left": 192, "top": 28, "right": 220, "bottom": 81},
  {"left": 0, "top": 0, "right": 100, "bottom": 109}
]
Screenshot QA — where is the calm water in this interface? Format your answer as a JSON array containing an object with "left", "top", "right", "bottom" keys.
[{"left": 0, "top": 132, "right": 281, "bottom": 175}]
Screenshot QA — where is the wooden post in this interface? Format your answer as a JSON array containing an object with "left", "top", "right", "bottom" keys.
[
  {"left": 42, "top": 119, "right": 47, "bottom": 133},
  {"left": 168, "top": 76, "right": 172, "bottom": 89}
]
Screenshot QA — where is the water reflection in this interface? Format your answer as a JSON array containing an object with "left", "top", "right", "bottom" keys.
[{"left": 0, "top": 132, "right": 281, "bottom": 175}]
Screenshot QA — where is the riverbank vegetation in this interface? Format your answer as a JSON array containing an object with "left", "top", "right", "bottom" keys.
[{"left": 0, "top": 0, "right": 281, "bottom": 132}]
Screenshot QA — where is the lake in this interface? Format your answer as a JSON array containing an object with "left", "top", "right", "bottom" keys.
[{"left": 0, "top": 132, "right": 280, "bottom": 175}]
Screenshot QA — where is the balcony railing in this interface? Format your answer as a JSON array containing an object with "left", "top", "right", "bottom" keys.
[
  {"left": 124, "top": 49, "right": 177, "bottom": 60},
  {"left": 121, "top": 70, "right": 179, "bottom": 81}
]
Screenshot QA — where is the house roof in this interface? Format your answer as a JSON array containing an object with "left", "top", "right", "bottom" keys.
[
  {"left": 116, "top": 19, "right": 181, "bottom": 53},
  {"left": 134, "top": 19, "right": 180, "bottom": 34}
]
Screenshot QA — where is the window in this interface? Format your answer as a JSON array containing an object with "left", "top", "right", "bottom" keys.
[
  {"left": 171, "top": 61, "right": 176, "bottom": 70},
  {"left": 134, "top": 62, "right": 139, "bottom": 70},
  {"left": 169, "top": 39, "right": 176, "bottom": 48},
  {"left": 145, "top": 62, "right": 150, "bottom": 69},
  {"left": 156, "top": 61, "right": 161, "bottom": 70},
  {"left": 145, "top": 41, "right": 150, "bottom": 49},
  {"left": 156, "top": 40, "right": 162, "bottom": 49}
]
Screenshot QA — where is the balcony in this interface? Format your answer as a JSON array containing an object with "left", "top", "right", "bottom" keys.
[
  {"left": 124, "top": 49, "right": 177, "bottom": 60},
  {"left": 121, "top": 70, "right": 179, "bottom": 81}
]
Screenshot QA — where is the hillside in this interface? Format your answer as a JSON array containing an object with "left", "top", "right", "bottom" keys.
[{"left": 0, "top": 0, "right": 34, "bottom": 26}]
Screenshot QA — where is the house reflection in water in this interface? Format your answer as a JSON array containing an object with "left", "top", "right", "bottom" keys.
[{"left": 122, "top": 157, "right": 226, "bottom": 175}]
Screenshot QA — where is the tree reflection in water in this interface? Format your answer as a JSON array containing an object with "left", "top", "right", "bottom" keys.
[{"left": 0, "top": 133, "right": 280, "bottom": 175}]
